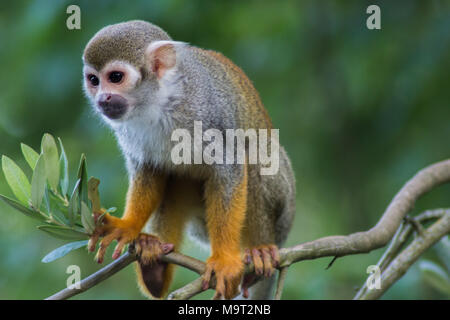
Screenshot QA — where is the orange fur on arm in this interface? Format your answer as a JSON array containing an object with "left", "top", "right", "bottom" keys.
[{"left": 121, "top": 170, "right": 166, "bottom": 230}]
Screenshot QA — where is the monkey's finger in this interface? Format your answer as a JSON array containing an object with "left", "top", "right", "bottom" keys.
[
  {"left": 112, "top": 238, "right": 127, "bottom": 260},
  {"left": 161, "top": 243, "right": 174, "bottom": 255},
  {"left": 242, "top": 284, "right": 249, "bottom": 299},
  {"left": 252, "top": 248, "right": 264, "bottom": 276},
  {"left": 244, "top": 249, "right": 251, "bottom": 264},
  {"left": 241, "top": 273, "right": 256, "bottom": 299},
  {"left": 88, "top": 233, "right": 99, "bottom": 252},
  {"left": 212, "top": 291, "right": 222, "bottom": 300},
  {"left": 213, "top": 275, "right": 225, "bottom": 300},
  {"left": 202, "top": 265, "right": 214, "bottom": 291},
  {"left": 269, "top": 245, "right": 280, "bottom": 267},
  {"left": 261, "top": 248, "right": 274, "bottom": 277},
  {"left": 96, "top": 230, "right": 120, "bottom": 263},
  {"left": 134, "top": 239, "right": 143, "bottom": 257}
]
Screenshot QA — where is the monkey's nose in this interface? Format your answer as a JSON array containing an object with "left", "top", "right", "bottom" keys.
[
  {"left": 98, "top": 93, "right": 112, "bottom": 106},
  {"left": 97, "top": 93, "right": 128, "bottom": 119}
]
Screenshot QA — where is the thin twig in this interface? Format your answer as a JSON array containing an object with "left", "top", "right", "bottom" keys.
[
  {"left": 46, "top": 251, "right": 137, "bottom": 300},
  {"left": 274, "top": 267, "right": 289, "bottom": 300},
  {"left": 379, "top": 209, "right": 446, "bottom": 272},
  {"left": 354, "top": 209, "right": 447, "bottom": 299},
  {"left": 356, "top": 211, "right": 450, "bottom": 299}
]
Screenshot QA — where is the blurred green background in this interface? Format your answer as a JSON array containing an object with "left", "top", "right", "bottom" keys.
[{"left": 0, "top": 0, "right": 449, "bottom": 299}]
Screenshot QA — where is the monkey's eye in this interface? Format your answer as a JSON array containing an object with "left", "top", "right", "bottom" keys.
[
  {"left": 109, "top": 71, "right": 124, "bottom": 83},
  {"left": 88, "top": 74, "right": 99, "bottom": 86}
]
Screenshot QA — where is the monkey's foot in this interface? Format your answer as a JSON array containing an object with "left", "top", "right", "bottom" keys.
[
  {"left": 202, "top": 253, "right": 243, "bottom": 300},
  {"left": 241, "top": 245, "right": 280, "bottom": 298},
  {"left": 88, "top": 213, "right": 141, "bottom": 263},
  {"left": 134, "top": 233, "right": 174, "bottom": 264}
]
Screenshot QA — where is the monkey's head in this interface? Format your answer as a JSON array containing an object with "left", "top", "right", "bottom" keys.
[{"left": 83, "top": 20, "right": 182, "bottom": 124}]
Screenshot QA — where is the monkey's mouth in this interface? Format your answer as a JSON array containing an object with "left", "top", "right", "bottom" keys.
[
  {"left": 97, "top": 94, "right": 128, "bottom": 120},
  {"left": 99, "top": 104, "right": 127, "bottom": 119}
]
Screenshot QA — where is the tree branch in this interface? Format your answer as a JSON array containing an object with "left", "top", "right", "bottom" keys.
[
  {"left": 274, "top": 267, "right": 289, "bottom": 300},
  {"left": 167, "top": 159, "right": 450, "bottom": 299},
  {"left": 46, "top": 250, "right": 137, "bottom": 300},
  {"left": 355, "top": 210, "right": 450, "bottom": 299},
  {"left": 45, "top": 159, "right": 450, "bottom": 300}
]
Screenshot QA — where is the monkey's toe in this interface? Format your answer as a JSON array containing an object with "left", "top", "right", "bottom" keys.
[
  {"left": 202, "top": 254, "right": 243, "bottom": 299},
  {"left": 241, "top": 245, "right": 279, "bottom": 298},
  {"left": 134, "top": 233, "right": 174, "bottom": 265},
  {"left": 244, "top": 244, "right": 279, "bottom": 277}
]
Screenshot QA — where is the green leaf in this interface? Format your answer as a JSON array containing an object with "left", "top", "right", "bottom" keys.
[
  {"left": 37, "top": 225, "right": 89, "bottom": 241},
  {"left": 58, "top": 138, "right": 69, "bottom": 196},
  {"left": 435, "top": 236, "right": 450, "bottom": 271},
  {"left": 21, "top": 143, "right": 40, "bottom": 170},
  {"left": 81, "top": 201, "right": 95, "bottom": 234},
  {"left": 419, "top": 260, "right": 450, "bottom": 295},
  {"left": 0, "top": 194, "right": 45, "bottom": 221},
  {"left": 41, "top": 240, "right": 88, "bottom": 263},
  {"left": 31, "top": 155, "right": 46, "bottom": 210},
  {"left": 68, "top": 179, "right": 81, "bottom": 226},
  {"left": 41, "top": 133, "right": 60, "bottom": 191},
  {"left": 2, "top": 155, "right": 31, "bottom": 204},
  {"left": 106, "top": 207, "right": 117, "bottom": 213},
  {"left": 43, "top": 187, "right": 51, "bottom": 217},
  {"left": 77, "top": 154, "right": 88, "bottom": 206},
  {"left": 49, "top": 206, "right": 69, "bottom": 226},
  {"left": 88, "top": 177, "right": 101, "bottom": 212}
]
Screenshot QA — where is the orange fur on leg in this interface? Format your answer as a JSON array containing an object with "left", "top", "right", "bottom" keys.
[
  {"left": 135, "top": 178, "right": 199, "bottom": 299},
  {"left": 202, "top": 165, "right": 248, "bottom": 299}
]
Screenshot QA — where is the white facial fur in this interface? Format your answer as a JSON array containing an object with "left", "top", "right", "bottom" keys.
[
  {"left": 83, "top": 60, "right": 141, "bottom": 123},
  {"left": 83, "top": 41, "right": 184, "bottom": 171}
]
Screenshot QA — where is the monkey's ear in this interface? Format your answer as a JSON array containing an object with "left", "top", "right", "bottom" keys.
[{"left": 145, "top": 41, "right": 182, "bottom": 79}]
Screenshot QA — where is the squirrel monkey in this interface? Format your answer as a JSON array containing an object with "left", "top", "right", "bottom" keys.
[{"left": 83, "top": 21, "right": 295, "bottom": 299}]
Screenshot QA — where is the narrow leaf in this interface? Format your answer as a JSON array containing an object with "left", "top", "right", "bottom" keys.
[
  {"left": 0, "top": 194, "right": 45, "bottom": 221},
  {"left": 88, "top": 177, "right": 101, "bottom": 212},
  {"left": 68, "top": 179, "right": 81, "bottom": 226},
  {"left": 2, "top": 155, "right": 31, "bottom": 204},
  {"left": 77, "top": 154, "right": 88, "bottom": 206},
  {"left": 37, "top": 225, "right": 88, "bottom": 241},
  {"left": 31, "top": 155, "right": 46, "bottom": 210},
  {"left": 81, "top": 201, "right": 95, "bottom": 234},
  {"left": 41, "top": 133, "right": 60, "bottom": 191},
  {"left": 43, "top": 186, "right": 51, "bottom": 217},
  {"left": 419, "top": 260, "right": 450, "bottom": 295},
  {"left": 435, "top": 236, "right": 450, "bottom": 271},
  {"left": 58, "top": 138, "right": 69, "bottom": 196},
  {"left": 41, "top": 240, "right": 88, "bottom": 263},
  {"left": 21, "top": 143, "right": 40, "bottom": 170},
  {"left": 50, "top": 207, "right": 70, "bottom": 226}
]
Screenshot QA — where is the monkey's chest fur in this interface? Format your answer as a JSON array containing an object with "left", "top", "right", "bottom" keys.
[{"left": 113, "top": 116, "right": 213, "bottom": 247}]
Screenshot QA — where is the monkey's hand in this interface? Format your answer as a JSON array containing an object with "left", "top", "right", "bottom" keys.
[
  {"left": 241, "top": 245, "right": 280, "bottom": 298},
  {"left": 202, "top": 253, "right": 244, "bottom": 299},
  {"left": 88, "top": 213, "right": 142, "bottom": 263}
]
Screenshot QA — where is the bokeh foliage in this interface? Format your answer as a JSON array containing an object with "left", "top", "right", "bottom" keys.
[{"left": 0, "top": 0, "right": 449, "bottom": 299}]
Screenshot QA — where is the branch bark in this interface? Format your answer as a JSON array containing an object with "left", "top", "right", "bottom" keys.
[
  {"left": 355, "top": 210, "right": 450, "bottom": 299},
  {"left": 45, "top": 159, "right": 450, "bottom": 300},
  {"left": 354, "top": 208, "right": 448, "bottom": 299}
]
